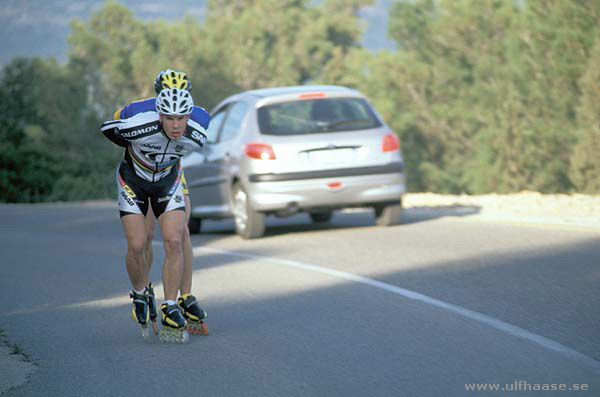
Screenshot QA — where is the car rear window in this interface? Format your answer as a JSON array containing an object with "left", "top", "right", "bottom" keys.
[{"left": 257, "top": 98, "right": 382, "bottom": 135}]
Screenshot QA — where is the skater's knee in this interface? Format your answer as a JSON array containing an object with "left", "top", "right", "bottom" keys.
[
  {"left": 128, "top": 246, "right": 145, "bottom": 258},
  {"left": 127, "top": 237, "right": 147, "bottom": 257},
  {"left": 162, "top": 234, "right": 183, "bottom": 255}
]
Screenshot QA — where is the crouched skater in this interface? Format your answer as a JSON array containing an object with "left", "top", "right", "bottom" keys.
[{"left": 101, "top": 87, "right": 207, "bottom": 343}]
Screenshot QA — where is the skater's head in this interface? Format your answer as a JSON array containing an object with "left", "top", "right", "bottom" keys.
[{"left": 156, "top": 88, "right": 193, "bottom": 140}]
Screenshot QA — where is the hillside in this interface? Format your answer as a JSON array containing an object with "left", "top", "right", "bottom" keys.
[{"left": 0, "top": 0, "right": 394, "bottom": 66}]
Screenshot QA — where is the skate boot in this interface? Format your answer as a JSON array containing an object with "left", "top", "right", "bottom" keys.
[
  {"left": 130, "top": 290, "right": 150, "bottom": 341},
  {"left": 146, "top": 283, "right": 159, "bottom": 335},
  {"left": 177, "top": 294, "right": 209, "bottom": 336},
  {"left": 159, "top": 303, "right": 189, "bottom": 344}
]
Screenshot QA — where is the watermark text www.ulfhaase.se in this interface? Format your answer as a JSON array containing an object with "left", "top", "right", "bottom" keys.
[{"left": 465, "top": 381, "right": 589, "bottom": 392}]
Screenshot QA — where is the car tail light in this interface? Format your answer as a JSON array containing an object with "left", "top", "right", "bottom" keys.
[
  {"left": 245, "top": 143, "right": 276, "bottom": 160},
  {"left": 382, "top": 133, "right": 400, "bottom": 153}
]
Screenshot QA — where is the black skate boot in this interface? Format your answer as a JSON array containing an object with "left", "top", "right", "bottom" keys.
[
  {"left": 159, "top": 303, "right": 189, "bottom": 344},
  {"left": 146, "top": 283, "right": 159, "bottom": 335},
  {"left": 130, "top": 290, "right": 150, "bottom": 340},
  {"left": 178, "top": 294, "right": 209, "bottom": 336}
]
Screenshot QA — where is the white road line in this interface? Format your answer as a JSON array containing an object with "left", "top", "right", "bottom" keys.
[{"left": 193, "top": 245, "right": 600, "bottom": 373}]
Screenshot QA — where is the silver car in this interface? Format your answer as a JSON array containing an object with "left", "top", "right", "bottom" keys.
[{"left": 182, "top": 85, "right": 405, "bottom": 238}]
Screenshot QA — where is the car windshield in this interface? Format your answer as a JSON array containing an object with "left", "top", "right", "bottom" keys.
[{"left": 257, "top": 97, "right": 382, "bottom": 135}]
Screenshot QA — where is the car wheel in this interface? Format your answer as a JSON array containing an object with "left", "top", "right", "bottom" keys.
[
  {"left": 231, "top": 183, "right": 265, "bottom": 239},
  {"left": 373, "top": 203, "right": 403, "bottom": 227},
  {"left": 188, "top": 217, "right": 202, "bottom": 234},
  {"left": 309, "top": 211, "right": 333, "bottom": 223}
]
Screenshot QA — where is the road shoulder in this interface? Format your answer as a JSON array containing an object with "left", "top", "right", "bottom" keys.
[{"left": 0, "top": 336, "right": 37, "bottom": 395}]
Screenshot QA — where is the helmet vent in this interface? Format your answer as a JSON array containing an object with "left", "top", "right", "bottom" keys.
[
  {"left": 154, "top": 68, "right": 192, "bottom": 94},
  {"left": 155, "top": 87, "right": 194, "bottom": 115}
]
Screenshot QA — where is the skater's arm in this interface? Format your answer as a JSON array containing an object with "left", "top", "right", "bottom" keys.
[
  {"left": 101, "top": 120, "right": 129, "bottom": 147},
  {"left": 185, "top": 120, "right": 208, "bottom": 148},
  {"left": 101, "top": 112, "right": 160, "bottom": 147}
]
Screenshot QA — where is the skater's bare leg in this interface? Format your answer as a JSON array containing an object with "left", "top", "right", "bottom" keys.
[
  {"left": 121, "top": 214, "right": 149, "bottom": 291},
  {"left": 157, "top": 209, "right": 188, "bottom": 343},
  {"left": 120, "top": 207, "right": 152, "bottom": 337},
  {"left": 143, "top": 206, "right": 156, "bottom": 273},
  {"left": 178, "top": 196, "right": 208, "bottom": 335},
  {"left": 158, "top": 209, "right": 186, "bottom": 302},
  {"left": 180, "top": 196, "right": 193, "bottom": 295},
  {"left": 141, "top": 206, "right": 159, "bottom": 333}
]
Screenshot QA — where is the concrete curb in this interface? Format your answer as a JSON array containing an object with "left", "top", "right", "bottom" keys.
[{"left": 403, "top": 192, "right": 600, "bottom": 231}]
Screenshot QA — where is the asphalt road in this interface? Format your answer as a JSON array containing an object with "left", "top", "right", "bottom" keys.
[{"left": 1, "top": 202, "right": 599, "bottom": 396}]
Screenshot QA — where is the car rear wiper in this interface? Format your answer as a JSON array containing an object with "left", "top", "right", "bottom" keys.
[{"left": 317, "top": 119, "right": 370, "bottom": 130}]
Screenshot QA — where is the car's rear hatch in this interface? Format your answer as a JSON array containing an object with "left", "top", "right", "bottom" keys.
[{"left": 249, "top": 92, "right": 402, "bottom": 176}]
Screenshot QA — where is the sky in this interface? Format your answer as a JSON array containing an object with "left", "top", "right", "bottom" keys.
[{"left": 0, "top": 0, "right": 396, "bottom": 66}]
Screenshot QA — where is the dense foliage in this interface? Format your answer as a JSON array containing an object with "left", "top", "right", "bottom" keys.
[{"left": 1, "top": 0, "right": 599, "bottom": 202}]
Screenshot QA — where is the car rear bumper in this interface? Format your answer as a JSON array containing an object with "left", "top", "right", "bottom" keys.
[
  {"left": 246, "top": 171, "right": 405, "bottom": 212},
  {"left": 248, "top": 161, "right": 404, "bottom": 182}
]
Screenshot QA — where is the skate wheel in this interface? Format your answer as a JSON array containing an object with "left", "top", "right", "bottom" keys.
[
  {"left": 185, "top": 321, "right": 208, "bottom": 336},
  {"left": 159, "top": 333, "right": 169, "bottom": 343},
  {"left": 151, "top": 321, "right": 159, "bottom": 335},
  {"left": 200, "top": 323, "right": 209, "bottom": 336},
  {"left": 159, "top": 328, "right": 189, "bottom": 344},
  {"left": 181, "top": 331, "right": 189, "bottom": 344}
]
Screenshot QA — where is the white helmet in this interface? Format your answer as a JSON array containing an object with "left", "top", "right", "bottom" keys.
[{"left": 155, "top": 88, "right": 194, "bottom": 115}]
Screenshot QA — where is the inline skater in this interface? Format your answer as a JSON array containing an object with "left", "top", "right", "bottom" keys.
[
  {"left": 113, "top": 69, "right": 210, "bottom": 336},
  {"left": 102, "top": 87, "right": 206, "bottom": 343}
]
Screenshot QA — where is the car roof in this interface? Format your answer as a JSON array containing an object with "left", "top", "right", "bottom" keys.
[
  {"left": 211, "top": 85, "right": 367, "bottom": 113},
  {"left": 244, "top": 85, "right": 358, "bottom": 98}
]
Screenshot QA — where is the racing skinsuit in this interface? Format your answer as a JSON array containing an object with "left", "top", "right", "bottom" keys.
[
  {"left": 114, "top": 98, "right": 211, "bottom": 196},
  {"left": 101, "top": 111, "right": 207, "bottom": 218}
]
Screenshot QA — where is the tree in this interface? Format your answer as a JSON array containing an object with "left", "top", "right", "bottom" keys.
[
  {"left": 495, "top": 0, "right": 600, "bottom": 192},
  {"left": 379, "top": 0, "right": 599, "bottom": 193},
  {"left": 68, "top": 1, "right": 148, "bottom": 115},
  {"left": 380, "top": 0, "right": 524, "bottom": 192},
  {"left": 202, "top": 0, "right": 372, "bottom": 90},
  {"left": 0, "top": 59, "right": 62, "bottom": 202},
  {"left": 0, "top": 56, "right": 116, "bottom": 202},
  {"left": 570, "top": 38, "right": 600, "bottom": 193}
]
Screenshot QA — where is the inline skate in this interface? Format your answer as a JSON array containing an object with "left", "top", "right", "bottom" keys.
[
  {"left": 130, "top": 290, "right": 151, "bottom": 341},
  {"left": 177, "top": 294, "right": 209, "bottom": 336},
  {"left": 159, "top": 303, "right": 189, "bottom": 344},
  {"left": 146, "top": 283, "right": 159, "bottom": 335}
]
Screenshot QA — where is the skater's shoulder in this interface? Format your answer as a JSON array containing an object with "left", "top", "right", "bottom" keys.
[
  {"left": 117, "top": 98, "right": 157, "bottom": 119},
  {"left": 120, "top": 111, "right": 159, "bottom": 126}
]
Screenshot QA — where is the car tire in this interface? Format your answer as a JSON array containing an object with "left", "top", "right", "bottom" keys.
[
  {"left": 232, "top": 183, "right": 265, "bottom": 239},
  {"left": 188, "top": 217, "right": 202, "bottom": 234},
  {"left": 373, "top": 203, "right": 403, "bottom": 227},
  {"left": 309, "top": 211, "right": 333, "bottom": 223}
]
